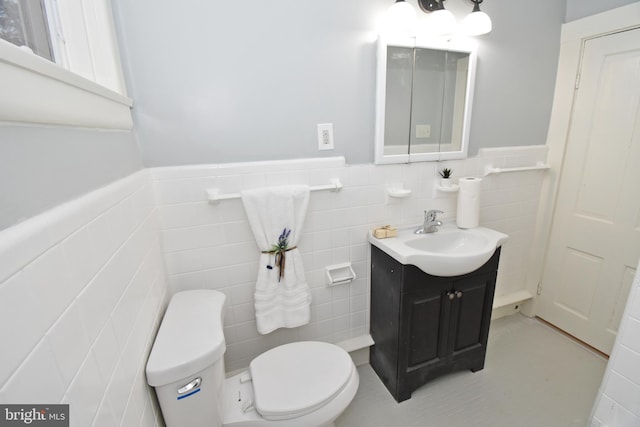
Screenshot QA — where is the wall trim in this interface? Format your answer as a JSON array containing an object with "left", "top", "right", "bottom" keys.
[{"left": 0, "top": 169, "right": 148, "bottom": 283}]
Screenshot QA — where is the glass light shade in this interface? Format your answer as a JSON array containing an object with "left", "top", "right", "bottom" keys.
[
  {"left": 462, "top": 10, "right": 492, "bottom": 36},
  {"left": 427, "top": 9, "right": 456, "bottom": 36},
  {"left": 384, "top": 1, "right": 418, "bottom": 37}
]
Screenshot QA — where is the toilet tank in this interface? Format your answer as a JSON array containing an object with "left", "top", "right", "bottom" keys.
[{"left": 146, "top": 290, "right": 227, "bottom": 427}]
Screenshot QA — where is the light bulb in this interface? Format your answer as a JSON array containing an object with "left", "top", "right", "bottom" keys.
[
  {"left": 384, "top": 0, "right": 418, "bottom": 37},
  {"left": 427, "top": 8, "right": 456, "bottom": 35},
  {"left": 462, "top": 7, "right": 492, "bottom": 36}
]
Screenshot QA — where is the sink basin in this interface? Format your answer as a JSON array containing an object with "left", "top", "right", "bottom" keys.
[{"left": 368, "top": 222, "right": 508, "bottom": 277}]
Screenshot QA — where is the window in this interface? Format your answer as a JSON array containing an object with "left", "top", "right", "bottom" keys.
[
  {"left": 0, "top": 0, "right": 132, "bottom": 129},
  {"left": 0, "top": 0, "right": 53, "bottom": 60}
]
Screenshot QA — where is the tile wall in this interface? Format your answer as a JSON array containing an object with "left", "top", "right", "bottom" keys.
[
  {"left": 151, "top": 146, "right": 548, "bottom": 372},
  {"left": 0, "top": 170, "right": 168, "bottom": 427},
  {"left": 591, "top": 260, "right": 640, "bottom": 426},
  {"left": 0, "top": 145, "right": 548, "bottom": 426}
]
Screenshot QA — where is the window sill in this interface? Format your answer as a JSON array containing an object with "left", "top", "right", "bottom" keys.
[{"left": 0, "top": 39, "right": 133, "bottom": 130}]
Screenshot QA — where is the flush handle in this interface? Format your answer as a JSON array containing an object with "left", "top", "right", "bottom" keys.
[{"left": 178, "top": 377, "right": 202, "bottom": 395}]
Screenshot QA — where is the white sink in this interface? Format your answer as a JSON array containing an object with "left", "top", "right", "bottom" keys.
[{"left": 368, "top": 222, "right": 508, "bottom": 277}]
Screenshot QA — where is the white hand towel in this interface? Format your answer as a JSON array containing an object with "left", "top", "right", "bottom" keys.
[{"left": 241, "top": 185, "right": 311, "bottom": 335}]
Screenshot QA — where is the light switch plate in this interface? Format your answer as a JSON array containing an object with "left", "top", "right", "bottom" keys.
[{"left": 416, "top": 124, "right": 431, "bottom": 138}]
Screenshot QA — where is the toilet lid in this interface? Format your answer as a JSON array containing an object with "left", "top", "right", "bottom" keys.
[{"left": 249, "top": 341, "right": 353, "bottom": 421}]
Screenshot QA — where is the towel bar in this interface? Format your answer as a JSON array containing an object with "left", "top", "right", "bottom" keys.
[
  {"left": 483, "top": 162, "right": 550, "bottom": 176},
  {"left": 206, "top": 179, "right": 343, "bottom": 203}
]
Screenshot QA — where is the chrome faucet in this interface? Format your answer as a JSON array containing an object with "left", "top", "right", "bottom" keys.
[{"left": 415, "top": 210, "right": 443, "bottom": 234}]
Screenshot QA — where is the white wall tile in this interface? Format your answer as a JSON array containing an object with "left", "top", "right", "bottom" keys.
[
  {"left": 140, "top": 397, "right": 157, "bottom": 427},
  {"left": 47, "top": 305, "right": 92, "bottom": 388},
  {"left": 65, "top": 354, "right": 107, "bottom": 427},
  {"left": 77, "top": 262, "right": 125, "bottom": 342},
  {"left": 158, "top": 202, "right": 220, "bottom": 229},
  {"left": 107, "top": 355, "right": 137, "bottom": 421},
  {"left": 0, "top": 152, "right": 612, "bottom": 425},
  {"left": 312, "top": 302, "right": 333, "bottom": 322},
  {"left": 225, "top": 321, "right": 260, "bottom": 344},
  {"left": 161, "top": 224, "right": 226, "bottom": 253},
  {"left": 91, "top": 396, "right": 119, "bottom": 427},
  {"left": 592, "top": 263, "right": 640, "bottom": 424},
  {"left": 120, "top": 400, "right": 140, "bottom": 427},
  {"left": 23, "top": 245, "right": 79, "bottom": 329},
  {"left": 0, "top": 170, "right": 167, "bottom": 427},
  {"left": 91, "top": 321, "right": 121, "bottom": 382},
  {"left": 605, "top": 372, "right": 640, "bottom": 416},
  {"left": 629, "top": 287, "right": 640, "bottom": 320},
  {"left": 61, "top": 227, "right": 102, "bottom": 287},
  {"left": 154, "top": 176, "right": 216, "bottom": 205},
  {"left": 0, "top": 222, "right": 58, "bottom": 284},
  {"left": 151, "top": 152, "right": 546, "bottom": 371},
  {"left": 0, "top": 272, "right": 48, "bottom": 385},
  {"left": 0, "top": 339, "right": 66, "bottom": 404},
  {"left": 621, "top": 317, "right": 640, "bottom": 354},
  {"left": 86, "top": 214, "right": 119, "bottom": 266},
  {"left": 614, "top": 346, "right": 640, "bottom": 386},
  {"left": 333, "top": 298, "right": 349, "bottom": 318},
  {"left": 111, "top": 290, "right": 138, "bottom": 348}
]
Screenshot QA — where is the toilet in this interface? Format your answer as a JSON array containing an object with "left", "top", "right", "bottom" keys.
[{"left": 146, "top": 290, "right": 359, "bottom": 427}]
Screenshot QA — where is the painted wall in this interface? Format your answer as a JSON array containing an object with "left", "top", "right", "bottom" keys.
[
  {"left": 566, "top": 0, "right": 639, "bottom": 22},
  {"left": 1, "top": 0, "right": 630, "bottom": 231},
  {"left": 0, "top": 125, "right": 143, "bottom": 230},
  {"left": 111, "top": 0, "right": 565, "bottom": 166}
]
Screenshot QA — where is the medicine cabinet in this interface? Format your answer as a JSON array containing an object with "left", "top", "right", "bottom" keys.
[{"left": 374, "top": 36, "right": 477, "bottom": 164}]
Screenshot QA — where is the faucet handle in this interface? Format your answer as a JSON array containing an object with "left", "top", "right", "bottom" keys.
[{"left": 425, "top": 209, "right": 444, "bottom": 221}]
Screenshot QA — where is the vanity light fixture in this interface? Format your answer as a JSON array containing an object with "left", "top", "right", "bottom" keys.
[
  {"left": 461, "top": 0, "right": 492, "bottom": 36},
  {"left": 385, "top": 0, "right": 492, "bottom": 37},
  {"left": 384, "top": 0, "right": 418, "bottom": 37}
]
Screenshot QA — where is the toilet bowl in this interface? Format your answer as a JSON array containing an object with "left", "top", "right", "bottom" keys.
[{"left": 146, "top": 290, "right": 359, "bottom": 427}]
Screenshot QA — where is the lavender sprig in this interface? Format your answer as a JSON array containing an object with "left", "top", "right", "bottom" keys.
[{"left": 266, "top": 228, "right": 293, "bottom": 281}]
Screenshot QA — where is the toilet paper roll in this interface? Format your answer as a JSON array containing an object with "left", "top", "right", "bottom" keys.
[{"left": 456, "top": 177, "right": 482, "bottom": 229}]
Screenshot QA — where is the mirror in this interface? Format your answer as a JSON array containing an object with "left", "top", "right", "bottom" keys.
[{"left": 374, "top": 36, "right": 477, "bottom": 164}]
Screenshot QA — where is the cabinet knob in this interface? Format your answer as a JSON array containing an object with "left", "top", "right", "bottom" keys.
[
  {"left": 456, "top": 291, "right": 463, "bottom": 299},
  {"left": 448, "top": 292, "right": 455, "bottom": 300}
]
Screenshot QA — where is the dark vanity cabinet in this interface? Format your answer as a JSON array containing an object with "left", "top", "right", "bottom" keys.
[{"left": 369, "top": 245, "right": 501, "bottom": 402}]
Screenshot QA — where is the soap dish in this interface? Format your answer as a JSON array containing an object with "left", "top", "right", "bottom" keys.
[
  {"left": 387, "top": 188, "right": 412, "bottom": 198},
  {"left": 437, "top": 184, "right": 459, "bottom": 192}
]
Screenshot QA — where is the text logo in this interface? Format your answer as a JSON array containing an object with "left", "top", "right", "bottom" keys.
[{"left": 0, "top": 405, "right": 68, "bottom": 426}]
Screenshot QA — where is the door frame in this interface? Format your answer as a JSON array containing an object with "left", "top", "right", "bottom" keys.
[{"left": 522, "top": 3, "right": 640, "bottom": 317}]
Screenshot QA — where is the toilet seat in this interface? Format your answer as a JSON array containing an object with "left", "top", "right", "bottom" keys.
[{"left": 249, "top": 341, "right": 353, "bottom": 421}]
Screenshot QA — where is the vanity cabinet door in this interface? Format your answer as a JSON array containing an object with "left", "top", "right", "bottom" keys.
[
  {"left": 447, "top": 272, "right": 496, "bottom": 370},
  {"left": 403, "top": 279, "right": 451, "bottom": 369}
]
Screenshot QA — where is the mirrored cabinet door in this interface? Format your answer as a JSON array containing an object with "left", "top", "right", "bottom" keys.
[
  {"left": 375, "top": 36, "right": 477, "bottom": 164},
  {"left": 384, "top": 46, "right": 414, "bottom": 161}
]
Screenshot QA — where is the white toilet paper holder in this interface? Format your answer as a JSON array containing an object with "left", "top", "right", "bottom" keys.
[{"left": 326, "top": 263, "right": 356, "bottom": 286}]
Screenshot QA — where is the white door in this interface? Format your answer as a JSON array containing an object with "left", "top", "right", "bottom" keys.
[{"left": 537, "top": 28, "right": 640, "bottom": 355}]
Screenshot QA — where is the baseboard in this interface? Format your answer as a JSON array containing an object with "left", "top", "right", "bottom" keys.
[
  {"left": 336, "top": 334, "right": 374, "bottom": 366},
  {"left": 492, "top": 290, "right": 533, "bottom": 320}
]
